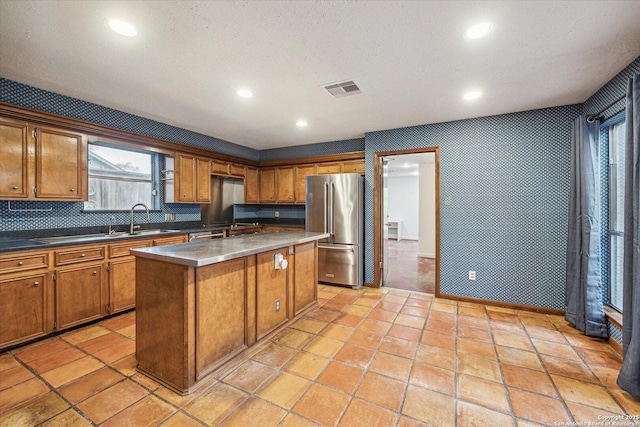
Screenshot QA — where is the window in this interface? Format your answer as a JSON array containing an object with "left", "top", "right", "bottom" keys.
[
  {"left": 84, "top": 144, "right": 157, "bottom": 211},
  {"left": 608, "top": 120, "right": 626, "bottom": 311}
]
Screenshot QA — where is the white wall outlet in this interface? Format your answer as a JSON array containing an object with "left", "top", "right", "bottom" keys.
[
  {"left": 469, "top": 270, "right": 476, "bottom": 280},
  {"left": 275, "top": 299, "right": 280, "bottom": 312},
  {"left": 165, "top": 213, "right": 176, "bottom": 221},
  {"left": 274, "top": 211, "right": 280, "bottom": 217}
]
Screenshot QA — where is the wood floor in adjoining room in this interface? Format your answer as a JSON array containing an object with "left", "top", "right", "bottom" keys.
[
  {"left": 385, "top": 239, "right": 435, "bottom": 294},
  {"left": 1, "top": 285, "right": 637, "bottom": 427}
]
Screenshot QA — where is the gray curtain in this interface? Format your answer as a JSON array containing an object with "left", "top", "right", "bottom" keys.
[
  {"left": 565, "top": 115, "right": 608, "bottom": 338},
  {"left": 617, "top": 73, "right": 640, "bottom": 398}
]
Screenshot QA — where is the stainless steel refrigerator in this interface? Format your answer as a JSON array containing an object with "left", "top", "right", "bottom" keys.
[{"left": 306, "top": 173, "right": 363, "bottom": 289}]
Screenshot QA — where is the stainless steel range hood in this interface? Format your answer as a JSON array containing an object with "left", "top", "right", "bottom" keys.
[{"left": 200, "top": 176, "right": 244, "bottom": 226}]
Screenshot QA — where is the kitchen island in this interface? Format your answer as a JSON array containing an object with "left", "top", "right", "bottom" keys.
[{"left": 131, "top": 231, "right": 328, "bottom": 394}]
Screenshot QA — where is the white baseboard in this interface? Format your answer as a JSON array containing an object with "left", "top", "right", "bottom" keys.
[{"left": 417, "top": 252, "right": 435, "bottom": 258}]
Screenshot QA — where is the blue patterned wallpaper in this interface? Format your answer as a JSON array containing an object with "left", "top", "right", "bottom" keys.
[
  {"left": 366, "top": 106, "right": 580, "bottom": 309},
  {"left": 259, "top": 138, "right": 365, "bottom": 161},
  {"left": 0, "top": 78, "right": 259, "bottom": 162}
]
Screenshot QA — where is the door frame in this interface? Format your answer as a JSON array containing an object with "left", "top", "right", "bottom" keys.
[{"left": 373, "top": 147, "right": 441, "bottom": 295}]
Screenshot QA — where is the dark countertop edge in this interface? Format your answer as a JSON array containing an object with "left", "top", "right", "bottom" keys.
[
  {"left": 0, "top": 221, "right": 304, "bottom": 254},
  {"left": 0, "top": 229, "right": 189, "bottom": 254},
  {"left": 131, "top": 232, "right": 329, "bottom": 267}
]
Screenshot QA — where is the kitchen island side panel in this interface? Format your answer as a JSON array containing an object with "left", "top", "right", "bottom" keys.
[{"left": 135, "top": 258, "right": 194, "bottom": 392}]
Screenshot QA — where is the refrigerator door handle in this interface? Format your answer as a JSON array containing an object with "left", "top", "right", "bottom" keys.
[
  {"left": 319, "top": 244, "right": 355, "bottom": 252},
  {"left": 331, "top": 182, "right": 336, "bottom": 236},
  {"left": 323, "top": 183, "right": 329, "bottom": 234}
]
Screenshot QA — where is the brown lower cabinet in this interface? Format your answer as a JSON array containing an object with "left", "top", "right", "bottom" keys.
[
  {"left": 135, "top": 242, "right": 318, "bottom": 394},
  {"left": 0, "top": 273, "right": 50, "bottom": 348},
  {"left": 55, "top": 262, "right": 105, "bottom": 330},
  {"left": 0, "top": 234, "right": 187, "bottom": 350}
]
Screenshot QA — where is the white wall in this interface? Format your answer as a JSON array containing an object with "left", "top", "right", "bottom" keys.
[
  {"left": 387, "top": 175, "right": 419, "bottom": 240},
  {"left": 418, "top": 162, "right": 436, "bottom": 258}
]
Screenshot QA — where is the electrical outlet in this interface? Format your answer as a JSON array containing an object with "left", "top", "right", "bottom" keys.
[
  {"left": 274, "top": 211, "right": 280, "bottom": 217},
  {"left": 165, "top": 213, "right": 176, "bottom": 221},
  {"left": 275, "top": 299, "right": 280, "bottom": 312},
  {"left": 469, "top": 271, "right": 476, "bottom": 280}
]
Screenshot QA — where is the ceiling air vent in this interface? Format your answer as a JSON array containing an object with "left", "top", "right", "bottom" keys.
[{"left": 323, "top": 80, "right": 362, "bottom": 98}]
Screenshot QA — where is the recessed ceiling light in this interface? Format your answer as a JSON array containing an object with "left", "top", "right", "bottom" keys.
[
  {"left": 463, "top": 91, "right": 483, "bottom": 100},
  {"left": 236, "top": 89, "right": 254, "bottom": 98},
  {"left": 296, "top": 120, "right": 308, "bottom": 127},
  {"left": 465, "top": 22, "right": 493, "bottom": 39},
  {"left": 105, "top": 19, "right": 137, "bottom": 37}
]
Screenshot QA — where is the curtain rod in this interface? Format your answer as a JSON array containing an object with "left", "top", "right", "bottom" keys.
[{"left": 587, "top": 94, "right": 626, "bottom": 122}]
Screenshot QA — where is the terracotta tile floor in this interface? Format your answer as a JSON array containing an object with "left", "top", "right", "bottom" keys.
[
  {"left": 1, "top": 285, "right": 638, "bottom": 426},
  {"left": 385, "top": 239, "right": 435, "bottom": 294}
]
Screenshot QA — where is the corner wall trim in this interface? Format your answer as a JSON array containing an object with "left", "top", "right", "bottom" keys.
[{"left": 437, "top": 293, "right": 565, "bottom": 315}]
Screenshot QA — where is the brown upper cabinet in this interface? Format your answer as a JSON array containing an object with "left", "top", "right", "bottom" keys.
[
  {"left": 341, "top": 159, "right": 366, "bottom": 174},
  {"left": 211, "top": 159, "right": 246, "bottom": 178},
  {"left": 259, "top": 168, "right": 277, "bottom": 203},
  {"left": 210, "top": 159, "right": 229, "bottom": 176},
  {"left": 316, "top": 162, "right": 341, "bottom": 175},
  {"left": 276, "top": 166, "right": 295, "bottom": 203},
  {"left": 294, "top": 164, "right": 316, "bottom": 203},
  {"left": 169, "top": 153, "right": 211, "bottom": 203},
  {"left": 0, "top": 117, "right": 87, "bottom": 201},
  {"left": 229, "top": 163, "right": 246, "bottom": 178},
  {"left": 244, "top": 166, "right": 259, "bottom": 203}
]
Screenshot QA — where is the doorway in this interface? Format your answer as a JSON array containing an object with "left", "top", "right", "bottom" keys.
[{"left": 373, "top": 147, "right": 440, "bottom": 295}]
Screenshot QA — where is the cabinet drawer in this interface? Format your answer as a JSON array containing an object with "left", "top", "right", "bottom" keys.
[
  {"left": 211, "top": 160, "right": 229, "bottom": 175},
  {"left": 55, "top": 246, "right": 105, "bottom": 266},
  {"left": 0, "top": 252, "right": 49, "bottom": 275},
  {"left": 153, "top": 235, "right": 188, "bottom": 246},
  {"left": 109, "top": 240, "right": 151, "bottom": 258},
  {"left": 229, "top": 164, "right": 246, "bottom": 177}
]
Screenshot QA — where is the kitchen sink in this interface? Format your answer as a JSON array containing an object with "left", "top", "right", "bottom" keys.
[
  {"left": 32, "top": 233, "right": 121, "bottom": 244},
  {"left": 128, "top": 229, "right": 180, "bottom": 236},
  {"left": 31, "top": 229, "right": 180, "bottom": 244}
]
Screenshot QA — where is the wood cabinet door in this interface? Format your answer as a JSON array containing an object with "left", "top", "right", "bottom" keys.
[
  {"left": 0, "top": 117, "right": 30, "bottom": 199},
  {"left": 176, "top": 154, "right": 196, "bottom": 202},
  {"left": 294, "top": 242, "right": 317, "bottom": 315},
  {"left": 195, "top": 258, "right": 247, "bottom": 380},
  {"left": 210, "top": 159, "right": 229, "bottom": 176},
  {"left": 341, "top": 159, "right": 365, "bottom": 174},
  {"left": 294, "top": 164, "right": 316, "bottom": 203},
  {"left": 244, "top": 167, "right": 259, "bottom": 203},
  {"left": 276, "top": 166, "right": 295, "bottom": 203},
  {"left": 229, "top": 163, "right": 246, "bottom": 177},
  {"left": 34, "top": 125, "right": 87, "bottom": 200},
  {"left": 152, "top": 235, "right": 188, "bottom": 246},
  {"left": 256, "top": 249, "right": 289, "bottom": 339},
  {"left": 316, "top": 162, "right": 341, "bottom": 174},
  {"left": 196, "top": 157, "right": 211, "bottom": 203},
  {"left": 56, "top": 263, "right": 104, "bottom": 330},
  {"left": 108, "top": 258, "right": 136, "bottom": 314},
  {"left": 0, "top": 273, "right": 49, "bottom": 348},
  {"left": 259, "top": 168, "right": 277, "bottom": 203}
]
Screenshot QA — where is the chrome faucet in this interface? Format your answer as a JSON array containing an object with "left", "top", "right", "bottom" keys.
[{"left": 130, "top": 203, "right": 150, "bottom": 234}]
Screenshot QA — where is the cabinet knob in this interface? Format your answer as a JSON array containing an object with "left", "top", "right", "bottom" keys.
[
  {"left": 18, "top": 261, "right": 23, "bottom": 266},
  {"left": 92, "top": 271, "right": 97, "bottom": 275},
  {"left": 33, "top": 281, "right": 39, "bottom": 287},
  {"left": 81, "top": 253, "right": 86, "bottom": 257},
  {"left": 12, "top": 186, "right": 18, "bottom": 190},
  {"left": 70, "top": 188, "right": 75, "bottom": 192}
]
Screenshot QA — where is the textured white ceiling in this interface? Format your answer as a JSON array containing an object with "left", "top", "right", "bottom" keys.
[{"left": 1, "top": 1, "right": 639, "bottom": 150}]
